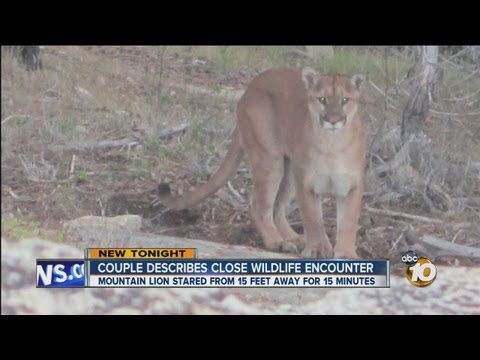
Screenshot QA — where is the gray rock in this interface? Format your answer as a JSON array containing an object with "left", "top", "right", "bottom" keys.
[
  {"left": 64, "top": 215, "right": 142, "bottom": 243},
  {"left": 2, "top": 236, "right": 479, "bottom": 314}
]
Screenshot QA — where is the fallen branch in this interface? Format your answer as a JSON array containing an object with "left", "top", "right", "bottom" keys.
[
  {"left": 159, "top": 123, "right": 188, "bottom": 139},
  {"left": 365, "top": 206, "right": 443, "bottom": 225},
  {"left": 286, "top": 48, "right": 308, "bottom": 58},
  {"left": 170, "top": 83, "right": 244, "bottom": 103},
  {"left": 52, "top": 124, "right": 189, "bottom": 152},
  {"left": 52, "top": 138, "right": 139, "bottom": 152},
  {"left": 421, "top": 234, "right": 480, "bottom": 258}
]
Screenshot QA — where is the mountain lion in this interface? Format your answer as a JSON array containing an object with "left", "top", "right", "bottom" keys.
[{"left": 156, "top": 67, "right": 366, "bottom": 258}]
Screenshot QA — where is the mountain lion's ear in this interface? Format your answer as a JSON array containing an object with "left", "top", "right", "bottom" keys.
[
  {"left": 302, "top": 67, "right": 318, "bottom": 90},
  {"left": 351, "top": 74, "right": 364, "bottom": 90}
]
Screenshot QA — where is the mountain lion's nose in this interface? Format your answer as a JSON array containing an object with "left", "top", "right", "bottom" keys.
[{"left": 322, "top": 115, "right": 346, "bottom": 124}]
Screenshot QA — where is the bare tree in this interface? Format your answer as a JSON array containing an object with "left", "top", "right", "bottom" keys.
[{"left": 401, "top": 46, "right": 442, "bottom": 143}]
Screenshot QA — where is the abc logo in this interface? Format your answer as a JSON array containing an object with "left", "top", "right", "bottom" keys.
[
  {"left": 405, "top": 257, "right": 437, "bottom": 287},
  {"left": 402, "top": 251, "right": 437, "bottom": 287},
  {"left": 401, "top": 250, "right": 418, "bottom": 266}
]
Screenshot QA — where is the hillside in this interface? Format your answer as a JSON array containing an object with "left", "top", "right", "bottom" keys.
[{"left": 2, "top": 46, "right": 479, "bottom": 267}]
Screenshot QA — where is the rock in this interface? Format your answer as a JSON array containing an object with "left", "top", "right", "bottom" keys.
[
  {"left": 64, "top": 215, "right": 142, "bottom": 243},
  {"left": 2, "top": 236, "right": 480, "bottom": 314},
  {"left": 74, "top": 86, "right": 93, "bottom": 101},
  {"left": 74, "top": 125, "right": 87, "bottom": 134},
  {"left": 1, "top": 237, "right": 258, "bottom": 315}
]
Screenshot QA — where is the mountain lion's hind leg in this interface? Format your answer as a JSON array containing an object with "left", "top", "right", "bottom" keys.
[
  {"left": 249, "top": 155, "right": 297, "bottom": 253},
  {"left": 274, "top": 157, "right": 304, "bottom": 251}
]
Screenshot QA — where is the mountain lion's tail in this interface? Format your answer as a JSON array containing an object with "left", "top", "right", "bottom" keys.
[{"left": 156, "top": 127, "right": 243, "bottom": 210}]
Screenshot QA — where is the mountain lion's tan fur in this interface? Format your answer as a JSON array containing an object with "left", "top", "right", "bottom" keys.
[{"left": 157, "top": 68, "right": 366, "bottom": 258}]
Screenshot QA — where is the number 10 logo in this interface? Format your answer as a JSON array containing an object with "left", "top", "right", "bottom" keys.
[{"left": 406, "top": 257, "right": 437, "bottom": 287}]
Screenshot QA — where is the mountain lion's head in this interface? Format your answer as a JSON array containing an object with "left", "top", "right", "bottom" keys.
[{"left": 302, "top": 67, "right": 363, "bottom": 132}]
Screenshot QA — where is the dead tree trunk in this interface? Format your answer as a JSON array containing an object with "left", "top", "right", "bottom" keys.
[{"left": 401, "top": 46, "right": 441, "bottom": 143}]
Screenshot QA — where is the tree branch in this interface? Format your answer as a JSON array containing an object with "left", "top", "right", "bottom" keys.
[{"left": 365, "top": 206, "right": 443, "bottom": 225}]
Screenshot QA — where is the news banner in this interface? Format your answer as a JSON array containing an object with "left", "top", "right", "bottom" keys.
[{"left": 36, "top": 248, "right": 390, "bottom": 288}]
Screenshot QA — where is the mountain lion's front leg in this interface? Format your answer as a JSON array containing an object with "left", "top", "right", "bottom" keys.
[
  {"left": 334, "top": 182, "right": 363, "bottom": 258},
  {"left": 295, "top": 180, "right": 333, "bottom": 259}
]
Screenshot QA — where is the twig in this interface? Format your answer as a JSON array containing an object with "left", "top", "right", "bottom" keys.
[
  {"left": 367, "top": 114, "right": 388, "bottom": 170},
  {"left": 227, "top": 181, "right": 245, "bottom": 204},
  {"left": 18, "top": 154, "right": 30, "bottom": 173},
  {"left": 450, "top": 68, "right": 479, "bottom": 88},
  {"left": 444, "top": 47, "right": 470, "bottom": 61},
  {"left": 69, "top": 155, "right": 76, "bottom": 174},
  {"left": 371, "top": 141, "right": 410, "bottom": 175},
  {"left": 452, "top": 229, "right": 463, "bottom": 243},
  {"left": 390, "top": 231, "right": 405, "bottom": 251},
  {"left": 149, "top": 207, "right": 171, "bottom": 222},
  {"left": 2, "top": 115, "right": 23, "bottom": 125},
  {"left": 97, "top": 198, "right": 105, "bottom": 217},
  {"left": 52, "top": 138, "right": 139, "bottom": 152},
  {"left": 26, "top": 176, "right": 71, "bottom": 184},
  {"left": 367, "top": 79, "right": 395, "bottom": 104},
  {"left": 365, "top": 205, "right": 444, "bottom": 225},
  {"left": 125, "top": 142, "right": 133, "bottom": 159},
  {"left": 429, "top": 108, "right": 480, "bottom": 117},
  {"left": 449, "top": 87, "right": 480, "bottom": 103},
  {"left": 7, "top": 190, "right": 34, "bottom": 202},
  {"left": 452, "top": 222, "right": 472, "bottom": 232},
  {"left": 216, "top": 188, "right": 243, "bottom": 208},
  {"left": 421, "top": 234, "right": 480, "bottom": 258}
]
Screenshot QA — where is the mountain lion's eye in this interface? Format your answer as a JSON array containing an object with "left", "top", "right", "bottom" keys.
[
  {"left": 341, "top": 97, "right": 350, "bottom": 105},
  {"left": 318, "top": 97, "right": 327, "bottom": 104}
]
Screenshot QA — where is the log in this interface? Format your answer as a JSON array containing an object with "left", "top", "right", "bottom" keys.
[
  {"left": 421, "top": 234, "right": 480, "bottom": 258},
  {"left": 159, "top": 123, "right": 188, "bottom": 139}
]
